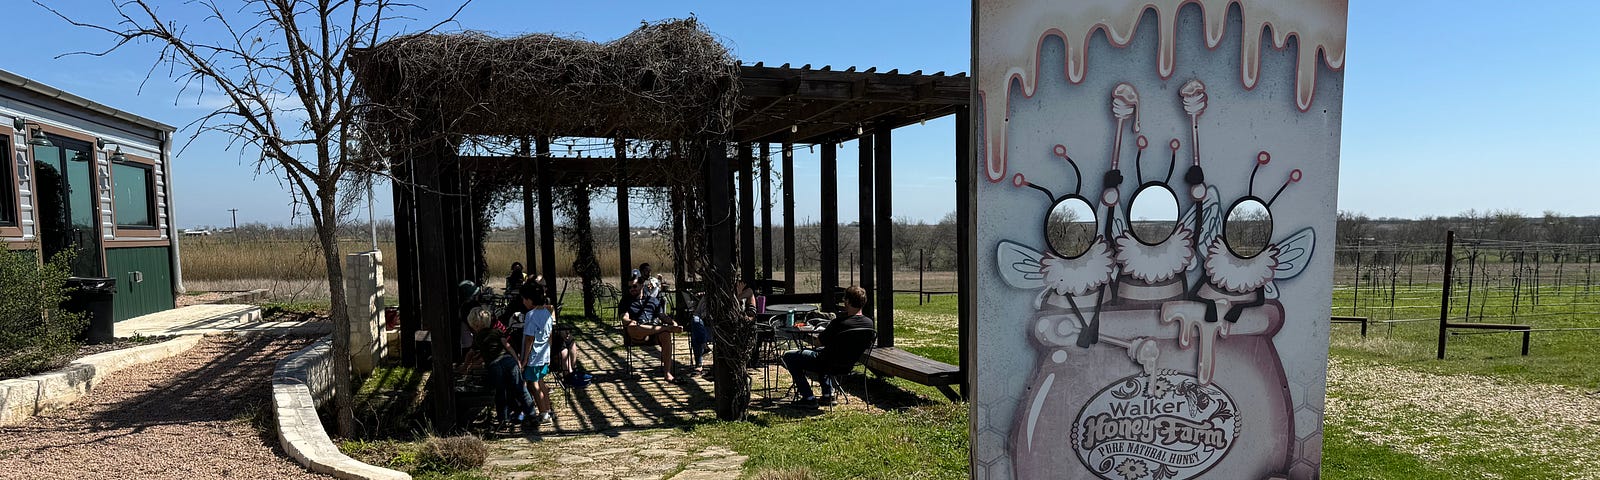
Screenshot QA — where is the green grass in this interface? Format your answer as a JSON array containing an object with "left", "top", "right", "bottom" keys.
[
  {"left": 1320, "top": 419, "right": 1463, "bottom": 479},
  {"left": 1331, "top": 283, "right": 1600, "bottom": 389},
  {"left": 1319, "top": 382, "right": 1591, "bottom": 480},
  {"left": 343, "top": 280, "right": 1600, "bottom": 479},
  {"left": 684, "top": 403, "right": 968, "bottom": 480},
  {"left": 341, "top": 438, "right": 492, "bottom": 480}
]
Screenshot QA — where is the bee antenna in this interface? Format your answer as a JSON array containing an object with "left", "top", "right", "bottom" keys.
[
  {"left": 1133, "top": 138, "right": 1145, "bottom": 184},
  {"left": 1165, "top": 137, "right": 1177, "bottom": 183},
  {"left": 1267, "top": 169, "right": 1302, "bottom": 207},
  {"left": 1249, "top": 151, "right": 1270, "bottom": 197},
  {"left": 1011, "top": 173, "right": 1056, "bottom": 203},
  {"left": 1053, "top": 144, "right": 1083, "bottom": 194}
]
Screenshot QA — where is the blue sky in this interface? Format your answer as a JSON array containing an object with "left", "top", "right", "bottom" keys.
[{"left": 6, "top": 1, "right": 1598, "bottom": 228}]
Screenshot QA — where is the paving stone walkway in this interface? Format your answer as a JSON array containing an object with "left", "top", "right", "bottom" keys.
[
  {"left": 487, "top": 428, "right": 746, "bottom": 479},
  {"left": 477, "top": 319, "right": 756, "bottom": 479}
]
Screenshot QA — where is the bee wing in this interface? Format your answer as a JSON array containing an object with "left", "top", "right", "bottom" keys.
[
  {"left": 1263, "top": 281, "right": 1280, "bottom": 300},
  {"left": 997, "top": 240, "right": 1049, "bottom": 289},
  {"left": 1200, "top": 186, "right": 1223, "bottom": 248},
  {"left": 1271, "top": 227, "right": 1316, "bottom": 280}
]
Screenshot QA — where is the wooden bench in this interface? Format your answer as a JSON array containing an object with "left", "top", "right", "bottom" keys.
[
  {"left": 863, "top": 347, "right": 963, "bottom": 402},
  {"left": 1331, "top": 316, "right": 1369, "bottom": 337},
  {"left": 1446, "top": 322, "right": 1532, "bottom": 356}
]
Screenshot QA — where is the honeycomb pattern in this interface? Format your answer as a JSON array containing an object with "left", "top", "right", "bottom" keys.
[
  {"left": 974, "top": 390, "right": 1019, "bottom": 479},
  {"left": 1287, "top": 359, "right": 1328, "bottom": 479}
]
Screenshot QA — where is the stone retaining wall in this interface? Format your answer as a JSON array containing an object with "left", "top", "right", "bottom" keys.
[
  {"left": 0, "top": 335, "right": 203, "bottom": 426},
  {"left": 272, "top": 336, "right": 410, "bottom": 480},
  {"left": 206, "top": 289, "right": 270, "bottom": 305}
]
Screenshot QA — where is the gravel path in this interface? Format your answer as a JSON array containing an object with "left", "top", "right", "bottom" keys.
[
  {"left": 1328, "top": 358, "right": 1600, "bottom": 479},
  {"left": 0, "top": 335, "right": 329, "bottom": 479}
]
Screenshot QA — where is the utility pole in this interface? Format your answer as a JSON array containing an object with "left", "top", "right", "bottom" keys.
[{"left": 228, "top": 209, "right": 239, "bottom": 245}]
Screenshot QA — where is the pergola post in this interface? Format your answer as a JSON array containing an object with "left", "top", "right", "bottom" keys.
[
  {"left": 956, "top": 106, "right": 974, "bottom": 398},
  {"left": 820, "top": 141, "right": 840, "bottom": 308},
  {"left": 392, "top": 157, "right": 420, "bottom": 367},
  {"left": 738, "top": 143, "right": 757, "bottom": 283},
  {"left": 671, "top": 184, "right": 689, "bottom": 311},
  {"left": 857, "top": 133, "right": 876, "bottom": 320},
  {"left": 573, "top": 182, "right": 598, "bottom": 318},
  {"left": 760, "top": 143, "right": 773, "bottom": 281},
  {"left": 537, "top": 137, "right": 558, "bottom": 302},
  {"left": 519, "top": 138, "right": 536, "bottom": 290},
  {"left": 705, "top": 139, "right": 744, "bottom": 420},
  {"left": 782, "top": 142, "right": 797, "bottom": 292},
  {"left": 874, "top": 126, "right": 895, "bottom": 347},
  {"left": 616, "top": 138, "right": 632, "bottom": 287},
  {"left": 413, "top": 136, "right": 456, "bottom": 432}
]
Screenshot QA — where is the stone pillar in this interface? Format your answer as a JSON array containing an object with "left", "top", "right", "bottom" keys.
[{"left": 344, "top": 250, "right": 386, "bottom": 375}]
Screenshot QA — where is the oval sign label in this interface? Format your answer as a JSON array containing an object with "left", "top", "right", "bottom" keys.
[{"left": 1072, "top": 372, "right": 1239, "bottom": 479}]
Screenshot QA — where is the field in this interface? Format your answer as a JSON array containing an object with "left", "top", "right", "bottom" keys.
[{"left": 178, "top": 237, "right": 1600, "bottom": 478}]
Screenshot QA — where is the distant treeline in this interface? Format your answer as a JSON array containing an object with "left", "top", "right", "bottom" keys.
[
  {"left": 1337, "top": 210, "right": 1600, "bottom": 246},
  {"left": 195, "top": 209, "right": 1598, "bottom": 276},
  {"left": 192, "top": 212, "right": 966, "bottom": 272}
]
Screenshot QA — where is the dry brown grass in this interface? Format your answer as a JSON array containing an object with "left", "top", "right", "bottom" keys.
[
  {"left": 753, "top": 467, "right": 820, "bottom": 480},
  {"left": 179, "top": 236, "right": 961, "bottom": 306},
  {"left": 180, "top": 237, "right": 675, "bottom": 283},
  {"left": 419, "top": 435, "right": 488, "bottom": 471}
]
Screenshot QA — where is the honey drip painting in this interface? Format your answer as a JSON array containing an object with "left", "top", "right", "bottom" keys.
[{"left": 974, "top": 1, "right": 1347, "bottom": 479}]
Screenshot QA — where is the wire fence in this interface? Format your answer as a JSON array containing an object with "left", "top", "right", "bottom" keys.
[{"left": 1334, "top": 240, "right": 1600, "bottom": 326}]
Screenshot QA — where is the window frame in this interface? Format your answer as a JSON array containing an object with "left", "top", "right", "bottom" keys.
[
  {"left": 110, "top": 155, "right": 159, "bottom": 231},
  {"left": 0, "top": 144, "right": 16, "bottom": 229}
]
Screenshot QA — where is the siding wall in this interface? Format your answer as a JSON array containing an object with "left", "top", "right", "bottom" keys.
[
  {"left": 104, "top": 246, "right": 174, "bottom": 321},
  {"left": 10, "top": 131, "right": 36, "bottom": 242}
]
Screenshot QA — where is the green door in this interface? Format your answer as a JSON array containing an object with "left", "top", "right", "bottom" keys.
[
  {"left": 105, "top": 246, "right": 175, "bottom": 320},
  {"left": 32, "top": 136, "right": 103, "bottom": 276}
]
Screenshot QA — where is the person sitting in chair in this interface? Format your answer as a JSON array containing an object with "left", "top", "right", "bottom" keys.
[
  {"left": 782, "top": 285, "right": 876, "bottom": 408},
  {"left": 622, "top": 282, "right": 684, "bottom": 383}
]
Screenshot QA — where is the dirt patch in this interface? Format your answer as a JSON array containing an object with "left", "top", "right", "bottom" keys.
[
  {"left": 1, "top": 337, "right": 178, "bottom": 381},
  {"left": 0, "top": 334, "right": 329, "bottom": 479}
]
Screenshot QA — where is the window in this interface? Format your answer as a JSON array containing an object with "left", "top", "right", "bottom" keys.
[
  {"left": 112, "top": 162, "right": 156, "bottom": 228},
  {"left": 0, "top": 147, "right": 14, "bottom": 226}
]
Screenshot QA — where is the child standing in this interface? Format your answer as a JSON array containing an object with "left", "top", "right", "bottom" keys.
[{"left": 519, "top": 283, "right": 556, "bottom": 425}]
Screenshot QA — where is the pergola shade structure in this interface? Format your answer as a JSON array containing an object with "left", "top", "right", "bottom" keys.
[{"left": 350, "top": 19, "right": 974, "bottom": 428}]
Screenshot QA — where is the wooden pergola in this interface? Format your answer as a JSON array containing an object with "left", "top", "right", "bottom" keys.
[{"left": 367, "top": 60, "right": 975, "bottom": 428}]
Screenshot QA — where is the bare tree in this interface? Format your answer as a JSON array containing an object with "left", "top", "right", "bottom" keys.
[{"left": 43, "top": 0, "right": 464, "bottom": 437}]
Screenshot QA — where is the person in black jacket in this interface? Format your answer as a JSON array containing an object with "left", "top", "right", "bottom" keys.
[{"left": 781, "top": 285, "right": 876, "bottom": 408}]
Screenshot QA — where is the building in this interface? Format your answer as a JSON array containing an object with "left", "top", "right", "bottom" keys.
[{"left": 1, "top": 68, "right": 182, "bottom": 320}]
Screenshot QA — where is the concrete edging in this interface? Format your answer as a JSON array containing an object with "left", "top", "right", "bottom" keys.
[
  {"left": 0, "top": 334, "right": 204, "bottom": 426},
  {"left": 273, "top": 335, "right": 411, "bottom": 480},
  {"left": 204, "top": 289, "right": 271, "bottom": 305}
]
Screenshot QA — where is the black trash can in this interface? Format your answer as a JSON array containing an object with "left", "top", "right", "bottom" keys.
[{"left": 65, "top": 277, "right": 117, "bottom": 345}]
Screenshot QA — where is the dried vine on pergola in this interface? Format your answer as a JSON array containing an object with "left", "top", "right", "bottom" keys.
[{"left": 351, "top": 18, "right": 759, "bottom": 419}]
